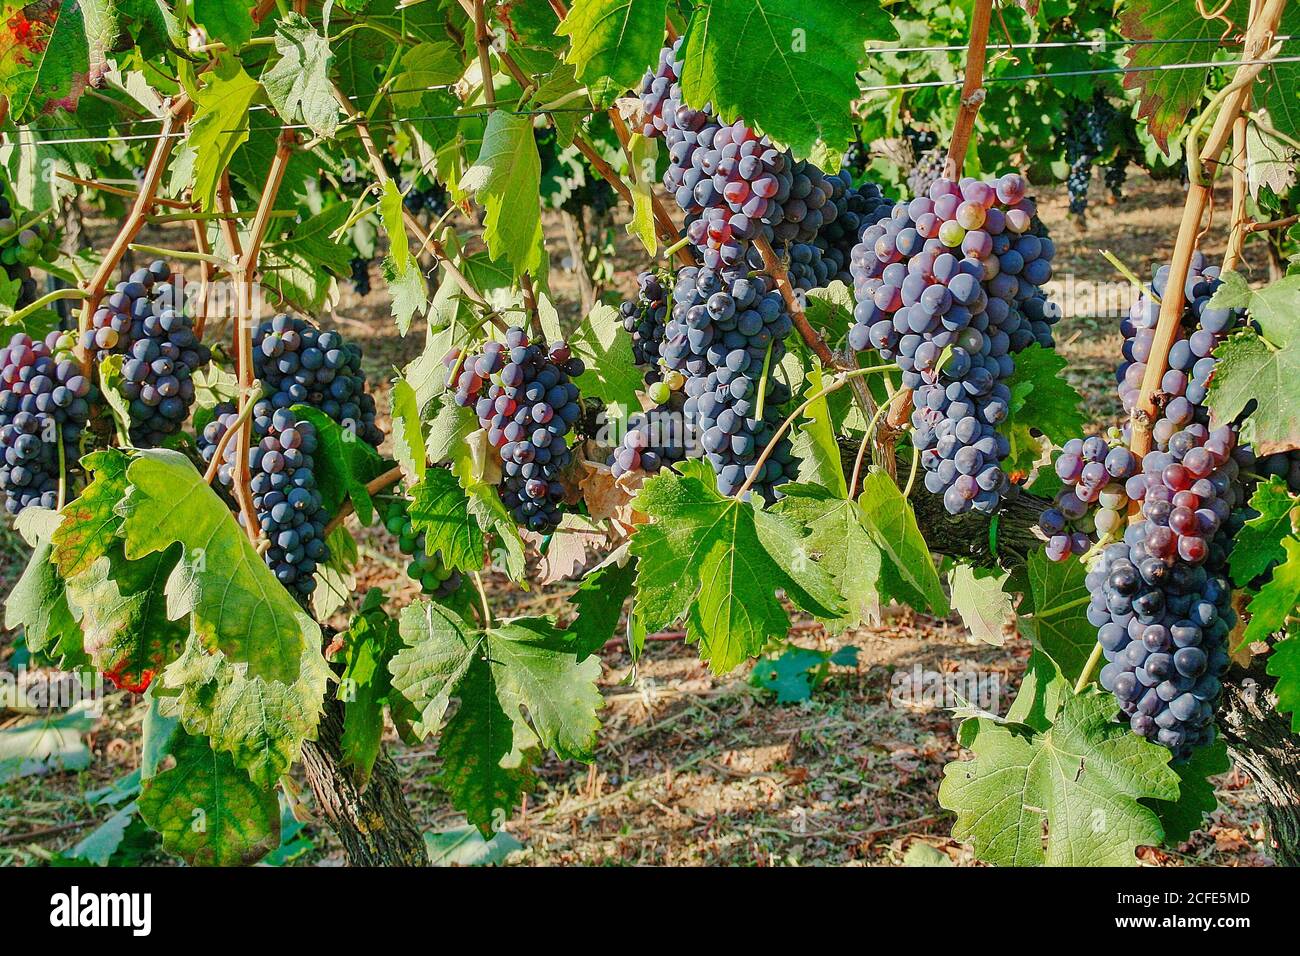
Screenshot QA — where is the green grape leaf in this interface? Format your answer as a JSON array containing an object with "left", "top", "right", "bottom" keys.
[
  {"left": 571, "top": 302, "right": 643, "bottom": 415},
  {"left": 407, "top": 467, "right": 487, "bottom": 574},
  {"left": 425, "top": 395, "right": 478, "bottom": 465},
  {"left": 159, "top": 635, "right": 329, "bottom": 791},
  {"left": 138, "top": 730, "right": 279, "bottom": 866},
  {"left": 1242, "top": 537, "right": 1300, "bottom": 644},
  {"left": 450, "top": 454, "right": 527, "bottom": 582},
  {"left": 391, "top": 603, "right": 603, "bottom": 833},
  {"left": 189, "top": 55, "right": 263, "bottom": 210},
  {"left": 192, "top": 0, "right": 252, "bottom": 49},
  {"left": 1005, "top": 647, "right": 1069, "bottom": 733},
  {"left": 66, "top": 544, "right": 187, "bottom": 693},
  {"left": 626, "top": 131, "right": 658, "bottom": 252},
  {"left": 1018, "top": 550, "right": 1095, "bottom": 683},
  {"left": 459, "top": 110, "right": 543, "bottom": 277},
  {"left": 1267, "top": 631, "right": 1300, "bottom": 732},
  {"left": 751, "top": 644, "right": 857, "bottom": 704},
  {"left": 260, "top": 201, "right": 353, "bottom": 315},
  {"left": 791, "top": 365, "right": 847, "bottom": 497},
  {"left": 567, "top": 559, "right": 637, "bottom": 657},
  {"left": 389, "top": 376, "right": 427, "bottom": 486},
  {"left": 557, "top": 0, "right": 667, "bottom": 105},
  {"left": 940, "top": 691, "right": 1179, "bottom": 866},
  {"left": 949, "top": 563, "right": 1014, "bottom": 646},
  {"left": 678, "top": 0, "right": 896, "bottom": 156},
  {"left": 0, "top": 0, "right": 92, "bottom": 123},
  {"left": 0, "top": 705, "right": 94, "bottom": 783},
  {"left": 311, "top": 524, "right": 358, "bottom": 621},
  {"left": 631, "top": 460, "right": 843, "bottom": 674},
  {"left": 117, "top": 449, "right": 320, "bottom": 684},
  {"left": 772, "top": 483, "right": 884, "bottom": 629},
  {"left": 857, "top": 468, "right": 949, "bottom": 614},
  {"left": 1230, "top": 476, "right": 1298, "bottom": 585},
  {"left": 999, "top": 344, "right": 1086, "bottom": 477},
  {"left": 291, "top": 405, "right": 388, "bottom": 526},
  {"left": 1206, "top": 271, "right": 1300, "bottom": 455},
  {"left": 52, "top": 448, "right": 131, "bottom": 579},
  {"left": 5, "top": 512, "right": 84, "bottom": 668},
  {"left": 337, "top": 592, "right": 402, "bottom": 786},
  {"left": 261, "top": 13, "right": 340, "bottom": 138},
  {"left": 1119, "top": 0, "right": 1247, "bottom": 151},
  {"left": 1145, "top": 740, "right": 1230, "bottom": 846},
  {"left": 425, "top": 823, "right": 523, "bottom": 866},
  {"left": 383, "top": 257, "right": 431, "bottom": 336}
]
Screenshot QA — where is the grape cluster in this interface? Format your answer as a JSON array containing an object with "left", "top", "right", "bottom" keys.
[
  {"left": 381, "top": 497, "right": 462, "bottom": 597},
  {"left": 659, "top": 266, "right": 798, "bottom": 500},
  {"left": 907, "top": 147, "right": 946, "bottom": 201},
  {"left": 1041, "top": 437, "right": 1138, "bottom": 560},
  {"left": 849, "top": 173, "right": 1059, "bottom": 514},
  {"left": 199, "top": 404, "right": 329, "bottom": 602},
  {"left": 808, "top": 172, "right": 893, "bottom": 285},
  {"left": 1088, "top": 422, "right": 1241, "bottom": 758},
  {"left": 1061, "top": 93, "right": 1120, "bottom": 217},
  {"left": 0, "top": 193, "right": 60, "bottom": 311},
  {"left": 446, "top": 328, "right": 584, "bottom": 533},
  {"left": 350, "top": 256, "right": 372, "bottom": 297},
  {"left": 608, "top": 390, "right": 691, "bottom": 479},
  {"left": 1253, "top": 449, "right": 1300, "bottom": 493},
  {"left": 641, "top": 40, "right": 843, "bottom": 271},
  {"left": 1104, "top": 161, "right": 1129, "bottom": 202},
  {"left": 0, "top": 332, "right": 92, "bottom": 515},
  {"left": 843, "top": 137, "right": 869, "bottom": 176},
  {"left": 403, "top": 181, "right": 449, "bottom": 217},
  {"left": 252, "top": 314, "right": 383, "bottom": 449},
  {"left": 619, "top": 271, "right": 669, "bottom": 378},
  {"left": 82, "top": 260, "right": 211, "bottom": 448}
]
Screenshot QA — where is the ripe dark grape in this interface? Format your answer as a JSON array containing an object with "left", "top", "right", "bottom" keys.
[
  {"left": 620, "top": 271, "right": 669, "bottom": 377},
  {"left": 659, "top": 266, "right": 798, "bottom": 501},
  {"left": 381, "top": 497, "right": 462, "bottom": 597},
  {"left": 446, "top": 328, "right": 583, "bottom": 533},
  {"left": 907, "top": 146, "right": 946, "bottom": 201},
  {"left": 199, "top": 404, "right": 329, "bottom": 603},
  {"left": 252, "top": 314, "right": 383, "bottom": 448},
  {"left": 0, "top": 331, "right": 92, "bottom": 515},
  {"left": 608, "top": 386, "right": 691, "bottom": 479},
  {"left": 1060, "top": 93, "right": 1120, "bottom": 220},
  {"left": 80, "top": 260, "right": 210, "bottom": 448},
  {"left": 849, "top": 173, "right": 1060, "bottom": 514},
  {"left": 350, "top": 256, "right": 372, "bottom": 297}
]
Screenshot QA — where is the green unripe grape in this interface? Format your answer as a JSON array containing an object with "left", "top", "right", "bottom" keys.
[
  {"left": 937, "top": 220, "right": 966, "bottom": 248},
  {"left": 420, "top": 572, "right": 442, "bottom": 591},
  {"left": 398, "top": 534, "right": 416, "bottom": 554},
  {"left": 647, "top": 380, "right": 671, "bottom": 405},
  {"left": 385, "top": 515, "right": 406, "bottom": 535},
  {"left": 0, "top": 217, "right": 14, "bottom": 236},
  {"left": 16, "top": 246, "right": 37, "bottom": 266},
  {"left": 18, "top": 229, "right": 39, "bottom": 250}
]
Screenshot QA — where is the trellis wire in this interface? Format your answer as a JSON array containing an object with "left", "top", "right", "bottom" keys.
[{"left": 7, "top": 54, "right": 1300, "bottom": 148}]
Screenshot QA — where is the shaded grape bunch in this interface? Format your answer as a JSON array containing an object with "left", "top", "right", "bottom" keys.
[
  {"left": 83, "top": 260, "right": 211, "bottom": 448},
  {"left": 350, "top": 256, "right": 372, "bottom": 297},
  {"left": 403, "top": 181, "right": 449, "bottom": 217},
  {"left": 849, "top": 173, "right": 1059, "bottom": 514},
  {"left": 253, "top": 314, "right": 384, "bottom": 449},
  {"left": 810, "top": 173, "right": 893, "bottom": 285},
  {"left": 199, "top": 404, "right": 329, "bottom": 603},
  {"left": 620, "top": 270, "right": 669, "bottom": 377},
  {"left": 641, "top": 40, "right": 841, "bottom": 271},
  {"left": 843, "top": 137, "right": 869, "bottom": 176},
  {"left": 608, "top": 389, "right": 690, "bottom": 478},
  {"left": 0, "top": 331, "right": 92, "bottom": 515},
  {"left": 0, "top": 192, "right": 60, "bottom": 311},
  {"left": 1253, "top": 449, "right": 1300, "bottom": 493},
  {"left": 1088, "top": 422, "right": 1241, "bottom": 758},
  {"left": 381, "top": 497, "right": 462, "bottom": 597},
  {"left": 906, "top": 146, "right": 946, "bottom": 202},
  {"left": 1104, "top": 161, "right": 1128, "bottom": 201},
  {"left": 1061, "top": 93, "right": 1120, "bottom": 218},
  {"left": 446, "top": 328, "right": 584, "bottom": 533},
  {"left": 659, "top": 266, "right": 798, "bottom": 501}
]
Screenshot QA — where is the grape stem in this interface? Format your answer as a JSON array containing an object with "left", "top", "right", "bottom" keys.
[
  {"left": 853, "top": 388, "right": 912, "bottom": 498},
  {"left": 1223, "top": 113, "right": 1251, "bottom": 272},
  {"left": 472, "top": 0, "right": 496, "bottom": 111},
  {"left": 202, "top": 386, "right": 265, "bottom": 486},
  {"left": 323, "top": 465, "right": 408, "bottom": 538},
  {"left": 472, "top": 571, "right": 494, "bottom": 629},
  {"left": 1099, "top": 249, "right": 1155, "bottom": 302},
  {"left": 733, "top": 364, "right": 894, "bottom": 502},
  {"left": 54, "top": 172, "right": 195, "bottom": 210},
  {"left": 4, "top": 287, "right": 88, "bottom": 328},
  {"left": 55, "top": 427, "right": 67, "bottom": 512},
  {"left": 944, "top": 0, "right": 994, "bottom": 181},
  {"left": 127, "top": 242, "right": 233, "bottom": 269},
  {"left": 1073, "top": 641, "right": 1105, "bottom": 695}
]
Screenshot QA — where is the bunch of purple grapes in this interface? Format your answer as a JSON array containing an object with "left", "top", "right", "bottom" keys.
[
  {"left": 1041, "top": 437, "right": 1138, "bottom": 560},
  {"left": 620, "top": 271, "right": 669, "bottom": 378},
  {"left": 657, "top": 266, "right": 797, "bottom": 500},
  {"left": 608, "top": 390, "right": 691, "bottom": 479},
  {"left": 640, "top": 40, "right": 842, "bottom": 272},
  {"left": 199, "top": 405, "right": 330, "bottom": 602},
  {"left": 252, "top": 314, "right": 383, "bottom": 449},
  {"left": 812, "top": 172, "right": 894, "bottom": 284},
  {"left": 1088, "top": 422, "right": 1241, "bottom": 757},
  {"left": 0, "top": 332, "right": 92, "bottom": 515},
  {"left": 849, "top": 173, "right": 1059, "bottom": 514},
  {"left": 82, "top": 260, "right": 210, "bottom": 447},
  {"left": 446, "top": 328, "right": 584, "bottom": 533}
]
